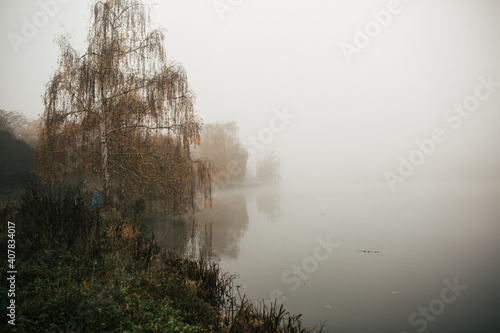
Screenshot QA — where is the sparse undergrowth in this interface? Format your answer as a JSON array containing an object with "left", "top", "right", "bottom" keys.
[{"left": 1, "top": 179, "right": 324, "bottom": 332}]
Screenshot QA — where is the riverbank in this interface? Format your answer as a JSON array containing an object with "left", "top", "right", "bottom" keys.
[{"left": 0, "top": 181, "right": 321, "bottom": 332}]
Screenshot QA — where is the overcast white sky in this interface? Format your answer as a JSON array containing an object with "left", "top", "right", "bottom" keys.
[{"left": 1, "top": 0, "right": 500, "bottom": 186}]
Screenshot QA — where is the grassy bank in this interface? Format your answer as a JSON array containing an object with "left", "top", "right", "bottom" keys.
[{"left": 1, "top": 179, "right": 323, "bottom": 332}]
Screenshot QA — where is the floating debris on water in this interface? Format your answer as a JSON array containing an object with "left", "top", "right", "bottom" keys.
[{"left": 357, "top": 250, "right": 380, "bottom": 253}]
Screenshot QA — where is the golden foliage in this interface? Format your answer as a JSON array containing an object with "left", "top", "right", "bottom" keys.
[{"left": 35, "top": 0, "right": 212, "bottom": 214}]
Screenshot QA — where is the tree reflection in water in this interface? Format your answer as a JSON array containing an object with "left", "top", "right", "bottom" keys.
[
  {"left": 255, "top": 187, "right": 282, "bottom": 223},
  {"left": 152, "top": 191, "right": 249, "bottom": 261}
]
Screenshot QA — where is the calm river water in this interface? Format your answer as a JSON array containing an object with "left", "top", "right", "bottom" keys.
[{"left": 153, "top": 181, "right": 500, "bottom": 332}]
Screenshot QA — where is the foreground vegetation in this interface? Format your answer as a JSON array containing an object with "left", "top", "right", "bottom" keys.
[
  {"left": 1, "top": 178, "right": 322, "bottom": 332},
  {"left": 1, "top": 1, "right": 293, "bottom": 331}
]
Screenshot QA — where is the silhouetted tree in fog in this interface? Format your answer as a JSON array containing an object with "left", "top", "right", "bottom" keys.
[
  {"left": 0, "top": 111, "right": 34, "bottom": 193},
  {"left": 0, "top": 110, "right": 39, "bottom": 147},
  {"left": 195, "top": 122, "right": 248, "bottom": 183},
  {"left": 256, "top": 151, "right": 280, "bottom": 185}
]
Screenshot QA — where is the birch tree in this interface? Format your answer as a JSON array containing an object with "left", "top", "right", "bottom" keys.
[{"left": 36, "top": 0, "right": 212, "bottom": 214}]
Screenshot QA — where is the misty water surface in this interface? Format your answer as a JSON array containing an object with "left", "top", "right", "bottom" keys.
[{"left": 153, "top": 181, "right": 500, "bottom": 333}]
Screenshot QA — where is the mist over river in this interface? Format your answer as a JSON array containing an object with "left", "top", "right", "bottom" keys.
[{"left": 152, "top": 181, "right": 500, "bottom": 332}]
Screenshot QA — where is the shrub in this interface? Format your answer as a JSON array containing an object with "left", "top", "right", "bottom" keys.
[{"left": 17, "top": 176, "right": 99, "bottom": 257}]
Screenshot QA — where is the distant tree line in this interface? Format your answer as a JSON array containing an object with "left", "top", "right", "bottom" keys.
[
  {"left": 194, "top": 121, "right": 282, "bottom": 187},
  {"left": 0, "top": 110, "right": 36, "bottom": 195},
  {"left": 194, "top": 122, "right": 248, "bottom": 184},
  {"left": 256, "top": 151, "right": 280, "bottom": 185}
]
